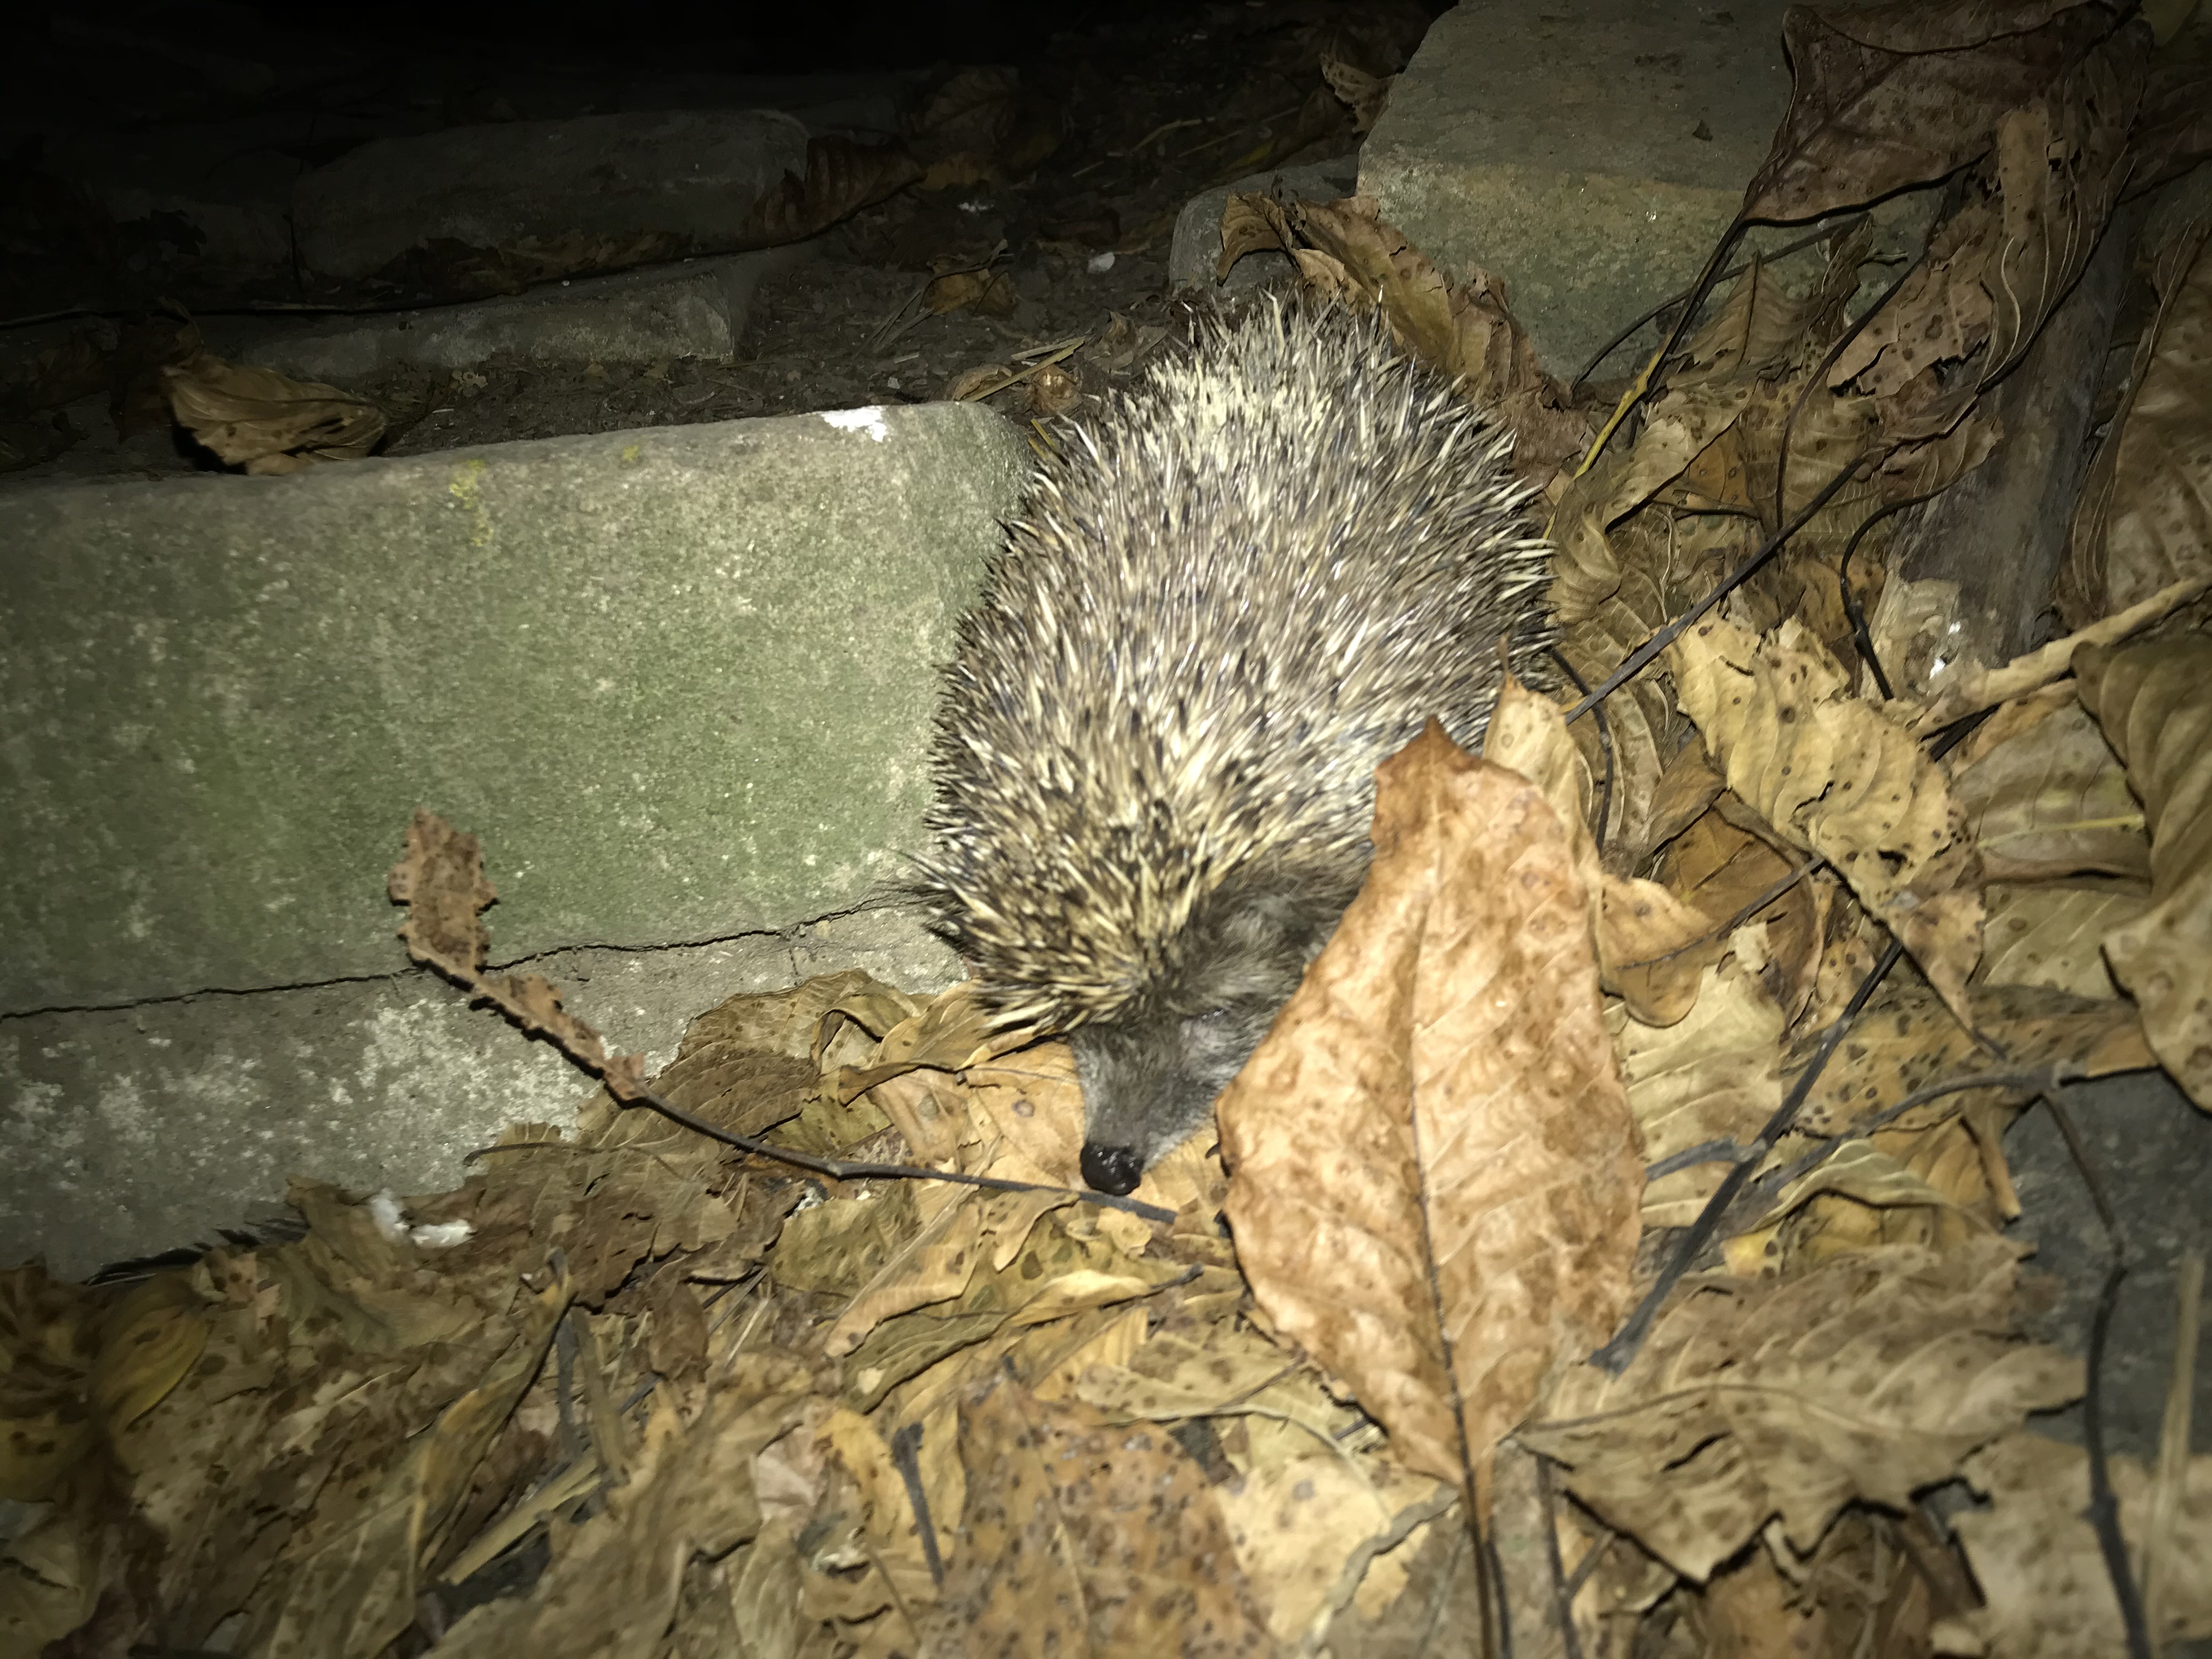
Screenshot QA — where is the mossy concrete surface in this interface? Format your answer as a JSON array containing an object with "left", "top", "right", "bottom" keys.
[
  {"left": 1359, "top": 0, "right": 1796, "bottom": 378},
  {"left": 1, "top": 400, "right": 1026, "bottom": 1015}
]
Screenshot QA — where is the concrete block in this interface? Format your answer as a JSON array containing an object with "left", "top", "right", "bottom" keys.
[
  {"left": 294, "top": 109, "right": 813, "bottom": 282},
  {"left": 0, "top": 913, "right": 957, "bottom": 1279},
  {"left": 0, "top": 400, "right": 1028, "bottom": 1014},
  {"left": 1169, "top": 156, "right": 1361, "bottom": 293},
  {"left": 204, "top": 247, "right": 811, "bottom": 381},
  {"left": 1361, "top": 0, "right": 1796, "bottom": 376}
]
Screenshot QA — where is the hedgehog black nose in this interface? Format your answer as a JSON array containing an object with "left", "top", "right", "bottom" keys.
[{"left": 1080, "top": 1142, "right": 1145, "bottom": 1195}]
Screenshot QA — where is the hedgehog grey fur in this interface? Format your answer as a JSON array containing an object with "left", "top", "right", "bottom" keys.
[{"left": 916, "top": 295, "right": 1557, "bottom": 1195}]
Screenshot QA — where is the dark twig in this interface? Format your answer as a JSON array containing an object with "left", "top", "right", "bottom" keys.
[
  {"left": 1835, "top": 492, "right": 1940, "bottom": 700},
  {"left": 2036, "top": 1083, "right": 2152, "bottom": 1659},
  {"left": 1547, "top": 646, "right": 1613, "bottom": 854},
  {"left": 1534, "top": 1453, "right": 1584, "bottom": 1659},
  {"left": 889, "top": 1421, "right": 946, "bottom": 1590},
  {"left": 619, "top": 1082, "right": 1178, "bottom": 1224},
  {"left": 1590, "top": 934, "right": 1904, "bottom": 1373},
  {"left": 1570, "top": 218, "right": 1869, "bottom": 391}
]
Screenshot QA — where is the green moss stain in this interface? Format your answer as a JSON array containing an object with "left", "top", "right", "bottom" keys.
[{"left": 447, "top": 458, "right": 493, "bottom": 548}]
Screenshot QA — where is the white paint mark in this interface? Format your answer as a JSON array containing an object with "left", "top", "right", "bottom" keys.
[{"left": 821, "top": 407, "right": 891, "bottom": 442}]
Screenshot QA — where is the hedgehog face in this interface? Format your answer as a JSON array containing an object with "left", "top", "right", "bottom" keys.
[
  {"left": 1069, "top": 866, "right": 1346, "bottom": 1194},
  {"left": 1072, "top": 1000, "right": 1280, "bottom": 1194}
]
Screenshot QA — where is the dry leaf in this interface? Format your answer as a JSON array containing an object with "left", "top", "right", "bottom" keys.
[
  {"left": 1216, "top": 724, "right": 1643, "bottom": 1508},
  {"left": 1216, "top": 1453, "right": 1452, "bottom": 1650},
  {"left": 1610, "top": 958, "right": 1785, "bottom": 1228},
  {"left": 2075, "top": 635, "right": 2212, "bottom": 1107},
  {"left": 737, "top": 137, "right": 923, "bottom": 249},
  {"left": 1520, "top": 1238, "right": 2082, "bottom": 1582},
  {"left": 1482, "top": 676, "right": 1715, "bottom": 1024},
  {"left": 162, "top": 351, "right": 385, "bottom": 473},
  {"left": 1949, "top": 694, "right": 2151, "bottom": 881},
  {"left": 1669, "top": 614, "right": 1984, "bottom": 1021},
  {"left": 934, "top": 1377, "right": 1271, "bottom": 1657},
  {"left": 1792, "top": 978, "right": 2154, "bottom": 1138},
  {"left": 436, "top": 1358, "right": 812, "bottom": 1659},
  {"left": 1979, "top": 882, "right": 2147, "bottom": 999},
  {"left": 1742, "top": 5, "right": 2127, "bottom": 225}
]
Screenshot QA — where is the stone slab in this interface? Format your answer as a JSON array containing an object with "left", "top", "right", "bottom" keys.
[
  {"left": 204, "top": 246, "right": 812, "bottom": 382},
  {"left": 294, "top": 109, "right": 814, "bottom": 282},
  {"left": 1169, "top": 155, "right": 1361, "bottom": 293},
  {"left": 0, "top": 400, "right": 1028, "bottom": 1015},
  {"left": 0, "top": 904, "right": 960, "bottom": 1280},
  {"left": 1360, "top": 0, "right": 1797, "bottom": 377}
]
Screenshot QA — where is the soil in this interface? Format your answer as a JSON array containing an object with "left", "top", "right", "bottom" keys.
[{"left": 5, "top": 1, "right": 1443, "bottom": 478}]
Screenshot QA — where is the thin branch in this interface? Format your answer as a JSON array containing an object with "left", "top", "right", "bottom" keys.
[
  {"left": 1590, "top": 935, "right": 1905, "bottom": 1374},
  {"left": 1563, "top": 451, "right": 1875, "bottom": 728}
]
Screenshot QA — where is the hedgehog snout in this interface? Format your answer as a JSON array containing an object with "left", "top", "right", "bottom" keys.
[
  {"left": 1070, "top": 1000, "right": 1280, "bottom": 1194},
  {"left": 1079, "top": 1142, "right": 1147, "bottom": 1195}
]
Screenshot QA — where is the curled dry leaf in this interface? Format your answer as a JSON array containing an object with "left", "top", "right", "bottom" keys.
[
  {"left": 1648, "top": 799, "right": 1831, "bottom": 1024},
  {"left": 2075, "top": 635, "right": 2212, "bottom": 1107},
  {"left": 1548, "top": 507, "right": 1721, "bottom": 869},
  {"left": 1828, "top": 19, "right": 2144, "bottom": 446},
  {"left": 1941, "top": 1432, "right": 2212, "bottom": 1658},
  {"left": 1216, "top": 723, "right": 1643, "bottom": 1508},
  {"left": 1790, "top": 977, "right": 2154, "bottom": 1140},
  {"left": 1318, "top": 51, "right": 1392, "bottom": 133},
  {"left": 736, "top": 136, "right": 923, "bottom": 250},
  {"left": 1218, "top": 193, "right": 1590, "bottom": 477},
  {"left": 1519, "top": 1237, "right": 2083, "bottom": 1583},
  {"left": 1482, "top": 675, "right": 1714, "bottom": 1023},
  {"left": 1668, "top": 614, "right": 1985, "bottom": 1021},
  {"left": 924, "top": 266, "right": 1019, "bottom": 318},
  {"left": 161, "top": 351, "right": 385, "bottom": 473},
  {"left": 436, "top": 1358, "right": 813, "bottom": 1659},
  {"left": 2059, "top": 214, "right": 2212, "bottom": 624},
  {"left": 1742, "top": 3, "right": 2127, "bottom": 225},
  {"left": 1216, "top": 1453, "right": 1453, "bottom": 1651}
]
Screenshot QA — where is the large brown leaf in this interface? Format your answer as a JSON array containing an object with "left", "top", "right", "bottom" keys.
[
  {"left": 1216, "top": 724, "right": 1643, "bottom": 1509},
  {"left": 2059, "top": 215, "right": 2212, "bottom": 623}
]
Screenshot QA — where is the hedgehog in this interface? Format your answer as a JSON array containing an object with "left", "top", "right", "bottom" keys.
[{"left": 915, "top": 294, "right": 1558, "bottom": 1195}]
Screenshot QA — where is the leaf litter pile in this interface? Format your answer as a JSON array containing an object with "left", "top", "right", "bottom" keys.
[{"left": 8, "top": 4, "right": 2212, "bottom": 1656}]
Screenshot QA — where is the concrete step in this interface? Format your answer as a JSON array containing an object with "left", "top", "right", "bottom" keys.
[
  {"left": 202, "top": 246, "right": 812, "bottom": 382},
  {"left": 294, "top": 109, "right": 814, "bottom": 284},
  {"left": 1, "top": 399, "right": 1024, "bottom": 1272},
  {"left": 1359, "top": 0, "right": 1798, "bottom": 377}
]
